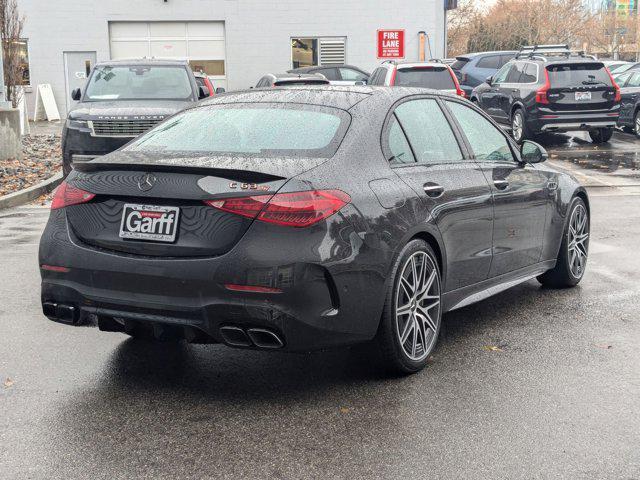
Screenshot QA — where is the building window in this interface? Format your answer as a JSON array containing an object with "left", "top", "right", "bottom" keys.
[
  {"left": 189, "top": 60, "right": 225, "bottom": 76},
  {"left": 291, "top": 37, "right": 346, "bottom": 69},
  {"left": 2, "top": 38, "right": 30, "bottom": 85},
  {"left": 292, "top": 38, "right": 318, "bottom": 68}
]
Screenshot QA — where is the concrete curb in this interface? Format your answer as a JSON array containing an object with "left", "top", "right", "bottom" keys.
[{"left": 0, "top": 172, "right": 63, "bottom": 210}]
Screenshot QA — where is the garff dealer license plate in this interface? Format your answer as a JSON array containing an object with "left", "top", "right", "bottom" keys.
[
  {"left": 575, "top": 91, "right": 592, "bottom": 101},
  {"left": 119, "top": 204, "right": 180, "bottom": 243}
]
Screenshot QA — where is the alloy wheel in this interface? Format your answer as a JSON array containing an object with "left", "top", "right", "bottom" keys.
[
  {"left": 635, "top": 112, "right": 640, "bottom": 137},
  {"left": 512, "top": 112, "right": 523, "bottom": 142},
  {"left": 568, "top": 204, "right": 589, "bottom": 278},
  {"left": 394, "top": 251, "right": 441, "bottom": 362}
]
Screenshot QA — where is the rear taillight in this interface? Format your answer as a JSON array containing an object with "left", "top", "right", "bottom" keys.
[
  {"left": 204, "top": 190, "right": 350, "bottom": 228},
  {"left": 449, "top": 67, "right": 465, "bottom": 97},
  {"left": 536, "top": 68, "right": 551, "bottom": 105},
  {"left": 605, "top": 67, "right": 622, "bottom": 102},
  {"left": 389, "top": 68, "right": 398, "bottom": 86},
  {"left": 51, "top": 181, "right": 95, "bottom": 210}
]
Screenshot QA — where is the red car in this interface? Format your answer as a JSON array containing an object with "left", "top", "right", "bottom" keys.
[
  {"left": 368, "top": 60, "right": 466, "bottom": 97},
  {"left": 193, "top": 71, "right": 215, "bottom": 97}
]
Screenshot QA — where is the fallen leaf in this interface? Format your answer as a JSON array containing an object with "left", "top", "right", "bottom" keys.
[
  {"left": 483, "top": 345, "right": 503, "bottom": 352},
  {"left": 339, "top": 407, "right": 350, "bottom": 414},
  {"left": 4, "top": 378, "right": 14, "bottom": 388}
]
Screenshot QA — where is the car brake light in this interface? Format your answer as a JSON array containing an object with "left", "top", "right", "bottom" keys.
[
  {"left": 536, "top": 68, "right": 551, "bottom": 104},
  {"left": 449, "top": 67, "right": 465, "bottom": 97},
  {"left": 204, "top": 190, "right": 351, "bottom": 228},
  {"left": 51, "top": 181, "right": 95, "bottom": 210},
  {"left": 605, "top": 67, "right": 622, "bottom": 102},
  {"left": 389, "top": 68, "right": 397, "bottom": 86}
]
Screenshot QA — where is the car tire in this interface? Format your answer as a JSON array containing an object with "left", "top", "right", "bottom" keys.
[
  {"left": 376, "top": 240, "right": 442, "bottom": 375},
  {"left": 588, "top": 127, "right": 613, "bottom": 143},
  {"left": 537, "top": 197, "right": 589, "bottom": 288},
  {"left": 634, "top": 110, "right": 640, "bottom": 137},
  {"left": 511, "top": 109, "right": 531, "bottom": 143}
]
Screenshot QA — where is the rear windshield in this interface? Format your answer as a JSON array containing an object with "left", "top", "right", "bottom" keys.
[
  {"left": 394, "top": 67, "right": 456, "bottom": 89},
  {"left": 125, "top": 103, "right": 350, "bottom": 158},
  {"left": 547, "top": 63, "right": 612, "bottom": 88},
  {"left": 451, "top": 58, "right": 470, "bottom": 71},
  {"left": 85, "top": 65, "right": 194, "bottom": 101}
]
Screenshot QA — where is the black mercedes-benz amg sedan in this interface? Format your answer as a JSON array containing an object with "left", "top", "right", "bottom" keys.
[{"left": 39, "top": 86, "right": 590, "bottom": 374}]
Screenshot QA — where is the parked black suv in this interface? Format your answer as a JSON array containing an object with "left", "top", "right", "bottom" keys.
[
  {"left": 471, "top": 45, "right": 621, "bottom": 143},
  {"left": 62, "top": 59, "right": 208, "bottom": 175}
]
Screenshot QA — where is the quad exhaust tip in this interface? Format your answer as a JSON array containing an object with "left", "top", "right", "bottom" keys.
[{"left": 219, "top": 326, "right": 284, "bottom": 349}]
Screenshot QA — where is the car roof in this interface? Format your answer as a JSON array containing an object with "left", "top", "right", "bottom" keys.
[
  {"left": 394, "top": 61, "right": 451, "bottom": 69},
  {"left": 265, "top": 73, "right": 328, "bottom": 81},
  {"left": 200, "top": 85, "right": 455, "bottom": 111},
  {"left": 192, "top": 71, "right": 207, "bottom": 78},
  {"left": 457, "top": 51, "right": 518, "bottom": 59},
  {"left": 289, "top": 64, "right": 366, "bottom": 73},
  {"left": 94, "top": 58, "right": 189, "bottom": 67}
]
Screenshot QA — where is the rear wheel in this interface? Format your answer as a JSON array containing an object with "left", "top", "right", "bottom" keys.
[
  {"left": 538, "top": 197, "right": 589, "bottom": 288},
  {"left": 635, "top": 110, "right": 640, "bottom": 137},
  {"left": 588, "top": 127, "right": 613, "bottom": 143},
  {"left": 376, "top": 240, "right": 442, "bottom": 374},
  {"left": 511, "top": 109, "right": 531, "bottom": 143}
]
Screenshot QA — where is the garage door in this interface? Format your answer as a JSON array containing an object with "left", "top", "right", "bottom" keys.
[{"left": 109, "top": 21, "right": 227, "bottom": 90}]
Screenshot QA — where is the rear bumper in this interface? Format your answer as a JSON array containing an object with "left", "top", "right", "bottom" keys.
[
  {"left": 528, "top": 107, "right": 620, "bottom": 133},
  {"left": 38, "top": 209, "right": 380, "bottom": 352}
]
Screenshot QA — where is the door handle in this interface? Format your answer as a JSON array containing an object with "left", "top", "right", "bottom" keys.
[
  {"left": 493, "top": 179, "right": 509, "bottom": 190},
  {"left": 423, "top": 184, "right": 445, "bottom": 198}
]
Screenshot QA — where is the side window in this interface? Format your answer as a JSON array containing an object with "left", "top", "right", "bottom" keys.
[
  {"left": 614, "top": 72, "right": 632, "bottom": 87},
  {"left": 505, "top": 62, "right": 525, "bottom": 83},
  {"left": 625, "top": 72, "right": 640, "bottom": 87},
  {"left": 386, "top": 116, "right": 416, "bottom": 165},
  {"left": 394, "top": 99, "right": 464, "bottom": 165},
  {"left": 340, "top": 68, "right": 368, "bottom": 82},
  {"left": 445, "top": 101, "right": 515, "bottom": 163},
  {"left": 195, "top": 77, "right": 205, "bottom": 88},
  {"left": 521, "top": 63, "right": 538, "bottom": 83},
  {"left": 317, "top": 68, "right": 339, "bottom": 81},
  {"left": 369, "top": 68, "right": 382, "bottom": 85},
  {"left": 492, "top": 64, "right": 513, "bottom": 84},
  {"left": 477, "top": 55, "right": 500, "bottom": 69}
]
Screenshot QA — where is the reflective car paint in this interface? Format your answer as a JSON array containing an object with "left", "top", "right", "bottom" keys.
[{"left": 40, "top": 86, "right": 588, "bottom": 352}]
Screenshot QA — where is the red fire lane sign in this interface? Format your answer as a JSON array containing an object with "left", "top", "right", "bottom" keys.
[{"left": 377, "top": 29, "right": 405, "bottom": 59}]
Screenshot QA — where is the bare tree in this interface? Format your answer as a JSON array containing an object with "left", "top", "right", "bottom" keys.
[
  {"left": 448, "top": 0, "right": 596, "bottom": 56},
  {"left": 1, "top": 0, "right": 25, "bottom": 108}
]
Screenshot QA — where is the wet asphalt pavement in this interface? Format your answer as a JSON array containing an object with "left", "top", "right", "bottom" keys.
[{"left": 1, "top": 131, "right": 640, "bottom": 479}]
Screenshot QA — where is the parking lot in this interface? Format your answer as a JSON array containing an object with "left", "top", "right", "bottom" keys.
[{"left": 1, "top": 130, "right": 639, "bottom": 479}]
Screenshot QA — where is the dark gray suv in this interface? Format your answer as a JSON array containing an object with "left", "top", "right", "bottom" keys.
[
  {"left": 62, "top": 59, "right": 207, "bottom": 175},
  {"left": 471, "top": 45, "right": 621, "bottom": 143}
]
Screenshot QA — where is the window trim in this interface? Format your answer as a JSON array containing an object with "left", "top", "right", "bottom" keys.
[
  {"left": 441, "top": 97, "right": 521, "bottom": 165},
  {"left": 380, "top": 94, "right": 472, "bottom": 169}
]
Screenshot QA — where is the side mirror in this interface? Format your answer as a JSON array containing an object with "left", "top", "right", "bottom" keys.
[
  {"left": 215, "top": 87, "right": 226, "bottom": 94},
  {"left": 485, "top": 75, "right": 493, "bottom": 86},
  {"left": 520, "top": 140, "right": 548, "bottom": 164},
  {"left": 71, "top": 88, "right": 82, "bottom": 101},
  {"left": 198, "top": 86, "right": 210, "bottom": 99}
]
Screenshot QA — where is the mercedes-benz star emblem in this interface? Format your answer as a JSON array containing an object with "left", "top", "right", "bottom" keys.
[{"left": 137, "top": 173, "right": 157, "bottom": 192}]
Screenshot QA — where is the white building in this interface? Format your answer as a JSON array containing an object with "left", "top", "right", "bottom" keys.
[{"left": 17, "top": 0, "right": 450, "bottom": 117}]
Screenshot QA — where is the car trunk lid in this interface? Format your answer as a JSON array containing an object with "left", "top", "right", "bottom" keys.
[{"left": 65, "top": 154, "right": 326, "bottom": 257}]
